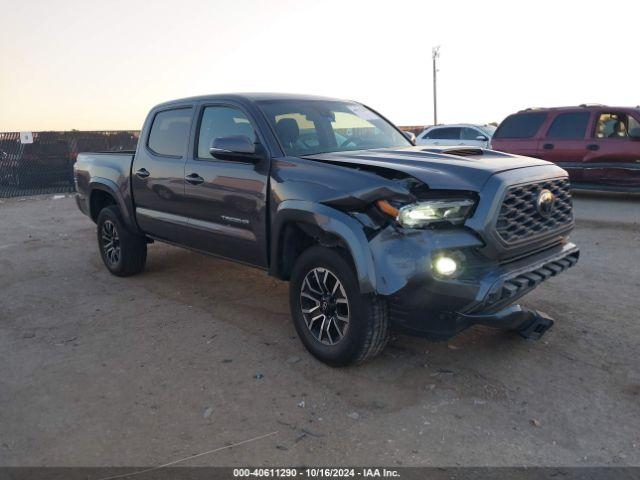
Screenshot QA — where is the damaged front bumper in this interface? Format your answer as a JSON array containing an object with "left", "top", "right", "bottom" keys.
[
  {"left": 457, "top": 305, "right": 555, "bottom": 341},
  {"left": 369, "top": 227, "right": 579, "bottom": 340}
]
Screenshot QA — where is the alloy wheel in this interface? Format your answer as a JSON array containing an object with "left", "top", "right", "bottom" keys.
[
  {"left": 299, "top": 267, "right": 350, "bottom": 345},
  {"left": 101, "top": 220, "right": 121, "bottom": 266}
]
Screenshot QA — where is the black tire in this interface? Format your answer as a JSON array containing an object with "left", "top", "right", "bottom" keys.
[
  {"left": 289, "top": 245, "right": 390, "bottom": 367},
  {"left": 96, "top": 205, "right": 147, "bottom": 277}
]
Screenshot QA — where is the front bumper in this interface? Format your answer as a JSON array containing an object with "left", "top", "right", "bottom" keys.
[
  {"left": 383, "top": 240, "right": 579, "bottom": 340},
  {"left": 457, "top": 305, "right": 555, "bottom": 341}
]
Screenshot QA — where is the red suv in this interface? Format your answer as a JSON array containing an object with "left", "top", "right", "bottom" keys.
[{"left": 491, "top": 105, "right": 640, "bottom": 191}]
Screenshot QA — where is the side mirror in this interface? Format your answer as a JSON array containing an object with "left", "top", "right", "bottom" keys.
[
  {"left": 402, "top": 131, "right": 416, "bottom": 144},
  {"left": 629, "top": 128, "right": 640, "bottom": 140},
  {"left": 475, "top": 135, "right": 489, "bottom": 141},
  {"left": 210, "top": 135, "right": 260, "bottom": 161}
]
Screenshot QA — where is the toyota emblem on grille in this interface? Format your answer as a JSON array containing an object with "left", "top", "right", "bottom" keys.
[{"left": 536, "top": 189, "right": 555, "bottom": 217}]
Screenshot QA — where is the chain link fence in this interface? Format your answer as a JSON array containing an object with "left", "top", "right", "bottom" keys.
[
  {"left": 0, "top": 126, "right": 426, "bottom": 199},
  {"left": 0, "top": 131, "right": 139, "bottom": 198}
]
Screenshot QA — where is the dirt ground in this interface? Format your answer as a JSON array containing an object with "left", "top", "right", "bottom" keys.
[{"left": 0, "top": 192, "right": 638, "bottom": 467}]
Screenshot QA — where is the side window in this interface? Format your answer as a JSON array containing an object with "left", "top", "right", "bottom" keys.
[
  {"left": 594, "top": 113, "right": 634, "bottom": 139},
  {"left": 461, "top": 128, "right": 483, "bottom": 140},
  {"left": 148, "top": 108, "right": 193, "bottom": 157},
  {"left": 429, "top": 127, "right": 461, "bottom": 140},
  {"left": 494, "top": 112, "right": 547, "bottom": 139},
  {"left": 197, "top": 106, "right": 256, "bottom": 158},
  {"left": 630, "top": 115, "right": 640, "bottom": 137},
  {"left": 546, "top": 112, "right": 590, "bottom": 139}
]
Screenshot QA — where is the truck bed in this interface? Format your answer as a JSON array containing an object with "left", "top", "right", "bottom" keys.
[
  {"left": 74, "top": 151, "right": 136, "bottom": 220},
  {"left": 75, "top": 151, "right": 134, "bottom": 187}
]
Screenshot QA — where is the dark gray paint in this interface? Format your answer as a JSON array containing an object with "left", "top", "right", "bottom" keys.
[{"left": 74, "top": 93, "right": 579, "bottom": 340}]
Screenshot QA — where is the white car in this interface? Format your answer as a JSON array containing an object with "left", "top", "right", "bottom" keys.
[{"left": 416, "top": 124, "right": 496, "bottom": 149}]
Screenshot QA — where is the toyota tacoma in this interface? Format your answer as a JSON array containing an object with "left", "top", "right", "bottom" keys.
[{"left": 74, "top": 93, "right": 579, "bottom": 366}]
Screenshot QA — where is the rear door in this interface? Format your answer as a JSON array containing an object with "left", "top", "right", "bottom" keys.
[
  {"left": 180, "top": 103, "right": 269, "bottom": 267},
  {"left": 491, "top": 111, "right": 548, "bottom": 156},
  {"left": 582, "top": 111, "right": 640, "bottom": 188},
  {"left": 131, "top": 106, "right": 194, "bottom": 241},
  {"left": 536, "top": 110, "right": 592, "bottom": 183}
]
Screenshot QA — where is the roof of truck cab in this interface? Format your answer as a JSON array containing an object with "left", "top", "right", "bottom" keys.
[{"left": 153, "top": 92, "right": 346, "bottom": 109}]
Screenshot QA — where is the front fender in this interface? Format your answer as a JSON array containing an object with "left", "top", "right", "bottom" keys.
[
  {"left": 270, "top": 201, "right": 488, "bottom": 298},
  {"left": 270, "top": 200, "right": 377, "bottom": 294}
]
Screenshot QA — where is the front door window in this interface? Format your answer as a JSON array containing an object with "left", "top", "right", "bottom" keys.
[
  {"left": 595, "top": 113, "right": 635, "bottom": 139},
  {"left": 197, "top": 106, "right": 256, "bottom": 159}
]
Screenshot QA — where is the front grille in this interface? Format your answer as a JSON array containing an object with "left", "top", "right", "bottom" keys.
[{"left": 496, "top": 178, "right": 573, "bottom": 244}]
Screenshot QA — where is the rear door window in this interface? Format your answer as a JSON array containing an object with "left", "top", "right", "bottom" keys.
[
  {"left": 494, "top": 112, "right": 547, "bottom": 139},
  {"left": 147, "top": 108, "right": 193, "bottom": 157},
  {"left": 546, "top": 112, "right": 591, "bottom": 139},
  {"left": 427, "top": 127, "right": 461, "bottom": 140}
]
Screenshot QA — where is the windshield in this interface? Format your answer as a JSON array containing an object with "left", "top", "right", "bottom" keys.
[{"left": 257, "top": 99, "right": 411, "bottom": 156}]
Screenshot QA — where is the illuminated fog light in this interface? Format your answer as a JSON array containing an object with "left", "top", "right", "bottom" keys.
[{"left": 433, "top": 256, "right": 458, "bottom": 277}]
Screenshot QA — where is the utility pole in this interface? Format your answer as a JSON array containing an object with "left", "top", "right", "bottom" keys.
[{"left": 432, "top": 45, "right": 440, "bottom": 125}]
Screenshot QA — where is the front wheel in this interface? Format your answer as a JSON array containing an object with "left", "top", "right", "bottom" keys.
[
  {"left": 289, "top": 246, "right": 390, "bottom": 367},
  {"left": 96, "top": 206, "right": 147, "bottom": 277}
]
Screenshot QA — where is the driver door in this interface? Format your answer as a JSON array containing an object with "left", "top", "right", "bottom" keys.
[
  {"left": 180, "top": 104, "right": 269, "bottom": 267},
  {"left": 460, "top": 127, "right": 489, "bottom": 148},
  {"left": 583, "top": 111, "right": 640, "bottom": 188}
]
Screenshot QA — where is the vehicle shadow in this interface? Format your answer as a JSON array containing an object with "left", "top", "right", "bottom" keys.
[{"left": 130, "top": 242, "right": 546, "bottom": 414}]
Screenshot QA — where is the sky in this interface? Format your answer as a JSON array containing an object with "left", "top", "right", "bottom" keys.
[{"left": 1, "top": 0, "right": 639, "bottom": 131}]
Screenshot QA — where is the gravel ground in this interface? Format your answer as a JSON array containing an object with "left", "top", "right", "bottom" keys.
[{"left": 0, "top": 192, "right": 638, "bottom": 467}]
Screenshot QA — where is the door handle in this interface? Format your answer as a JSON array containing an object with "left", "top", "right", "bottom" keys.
[
  {"left": 135, "top": 168, "right": 150, "bottom": 179},
  {"left": 587, "top": 144, "right": 600, "bottom": 151},
  {"left": 543, "top": 143, "right": 554, "bottom": 150},
  {"left": 185, "top": 173, "right": 205, "bottom": 185}
]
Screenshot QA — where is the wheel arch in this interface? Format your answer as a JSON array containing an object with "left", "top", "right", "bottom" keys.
[
  {"left": 269, "top": 200, "right": 377, "bottom": 294},
  {"left": 88, "top": 178, "right": 139, "bottom": 232}
]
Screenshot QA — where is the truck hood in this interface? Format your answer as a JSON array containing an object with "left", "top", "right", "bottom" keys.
[{"left": 305, "top": 146, "right": 553, "bottom": 191}]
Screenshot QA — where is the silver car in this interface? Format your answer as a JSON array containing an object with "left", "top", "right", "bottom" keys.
[{"left": 416, "top": 124, "right": 496, "bottom": 148}]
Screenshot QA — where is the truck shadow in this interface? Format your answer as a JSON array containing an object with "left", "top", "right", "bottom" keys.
[{"left": 132, "top": 242, "right": 552, "bottom": 414}]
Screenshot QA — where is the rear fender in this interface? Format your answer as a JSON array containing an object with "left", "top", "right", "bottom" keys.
[{"left": 89, "top": 178, "right": 140, "bottom": 233}]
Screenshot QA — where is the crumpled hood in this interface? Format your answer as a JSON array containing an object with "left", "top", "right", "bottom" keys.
[{"left": 305, "top": 146, "right": 554, "bottom": 191}]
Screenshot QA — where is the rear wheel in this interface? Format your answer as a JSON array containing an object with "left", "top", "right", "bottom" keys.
[
  {"left": 96, "top": 206, "right": 147, "bottom": 277},
  {"left": 289, "top": 245, "right": 389, "bottom": 367}
]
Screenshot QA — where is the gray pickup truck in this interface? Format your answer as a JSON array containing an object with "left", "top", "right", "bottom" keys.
[{"left": 74, "top": 93, "right": 579, "bottom": 366}]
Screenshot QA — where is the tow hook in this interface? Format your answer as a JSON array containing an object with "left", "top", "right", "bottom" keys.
[{"left": 516, "top": 310, "right": 554, "bottom": 341}]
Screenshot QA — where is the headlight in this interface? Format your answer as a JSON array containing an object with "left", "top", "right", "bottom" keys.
[{"left": 382, "top": 198, "right": 474, "bottom": 228}]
